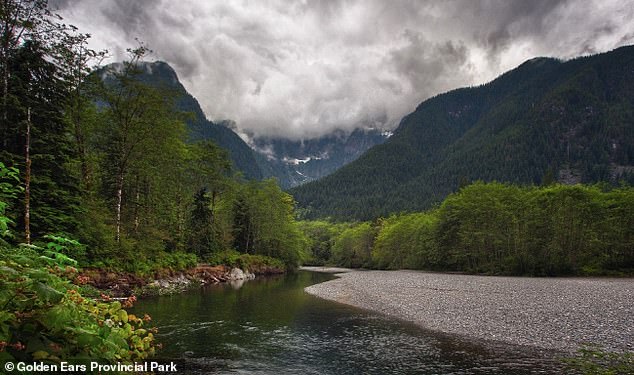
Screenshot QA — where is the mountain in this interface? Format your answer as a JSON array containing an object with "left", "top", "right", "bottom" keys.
[
  {"left": 99, "top": 61, "right": 391, "bottom": 187},
  {"left": 100, "top": 61, "right": 263, "bottom": 180},
  {"left": 290, "top": 45, "right": 634, "bottom": 220},
  {"left": 251, "top": 128, "right": 390, "bottom": 188}
]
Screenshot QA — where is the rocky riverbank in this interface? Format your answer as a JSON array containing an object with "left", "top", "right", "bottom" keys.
[
  {"left": 80, "top": 265, "right": 272, "bottom": 297},
  {"left": 304, "top": 268, "right": 634, "bottom": 352}
]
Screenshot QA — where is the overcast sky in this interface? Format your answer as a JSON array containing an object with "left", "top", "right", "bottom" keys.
[{"left": 51, "top": 0, "right": 634, "bottom": 140}]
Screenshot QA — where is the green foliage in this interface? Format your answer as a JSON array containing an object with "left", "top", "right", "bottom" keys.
[
  {"left": 0, "top": 162, "right": 21, "bottom": 201},
  {"left": 0, "top": 0, "right": 312, "bottom": 367},
  {"left": 436, "top": 183, "right": 634, "bottom": 275},
  {"left": 1, "top": 33, "right": 308, "bottom": 274},
  {"left": 157, "top": 251, "right": 199, "bottom": 271},
  {"left": 299, "top": 220, "right": 352, "bottom": 265},
  {"left": 303, "top": 183, "right": 634, "bottom": 276},
  {"left": 231, "top": 179, "right": 307, "bottom": 268},
  {"left": 373, "top": 212, "right": 439, "bottom": 270},
  {"left": 0, "top": 162, "right": 22, "bottom": 240},
  {"left": 331, "top": 222, "right": 376, "bottom": 268},
  {"left": 564, "top": 344, "right": 634, "bottom": 375},
  {"left": 0, "top": 248, "right": 156, "bottom": 364},
  {"left": 188, "top": 188, "right": 217, "bottom": 256},
  {"left": 1, "top": 37, "right": 82, "bottom": 236},
  {"left": 41, "top": 235, "right": 86, "bottom": 265},
  {"left": 90, "top": 251, "right": 198, "bottom": 278}
]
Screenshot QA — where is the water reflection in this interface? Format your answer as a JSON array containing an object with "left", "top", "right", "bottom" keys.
[
  {"left": 131, "top": 271, "right": 564, "bottom": 374},
  {"left": 228, "top": 279, "right": 245, "bottom": 289}
]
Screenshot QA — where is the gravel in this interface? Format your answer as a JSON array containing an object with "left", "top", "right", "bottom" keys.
[{"left": 303, "top": 268, "right": 634, "bottom": 352}]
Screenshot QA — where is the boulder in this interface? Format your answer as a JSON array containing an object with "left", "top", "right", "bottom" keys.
[
  {"left": 228, "top": 267, "right": 246, "bottom": 280},
  {"left": 227, "top": 267, "right": 256, "bottom": 281}
]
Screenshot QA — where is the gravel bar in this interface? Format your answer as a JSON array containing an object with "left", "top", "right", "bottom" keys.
[{"left": 303, "top": 268, "right": 634, "bottom": 352}]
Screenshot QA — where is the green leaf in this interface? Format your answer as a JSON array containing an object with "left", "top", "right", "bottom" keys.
[
  {"left": 34, "top": 282, "right": 64, "bottom": 303},
  {"left": 76, "top": 331, "right": 102, "bottom": 347},
  {"left": 27, "top": 269, "right": 51, "bottom": 281},
  {"left": 0, "top": 265, "right": 18, "bottom": 275},
  {"left": 117, "top": 309, "right": 128, "bottom": 324},
  {"left": 43, "top": 305, "right": 73, "bottom": 331},
  {"left": 0, "top": 351, "right": 14, "bottom": 363},
  {"left": 106, "top": 333, "right": 129, "bottom": 350},
  {"left": 33, "top": 350, "right": 50, "bottom": 360}
]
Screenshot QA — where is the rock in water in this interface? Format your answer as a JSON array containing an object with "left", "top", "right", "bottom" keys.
[{"left": 228, "top": 268, "right": 246, "bottom": 280}]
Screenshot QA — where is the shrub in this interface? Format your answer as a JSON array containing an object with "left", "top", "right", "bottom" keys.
[{"left": 0, "top": 247, "right": 156, "bottom": 364}]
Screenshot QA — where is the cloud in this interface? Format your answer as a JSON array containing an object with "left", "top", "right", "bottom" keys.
[{"left": 52, "top": 0, "right": 634, "bottom": 140}]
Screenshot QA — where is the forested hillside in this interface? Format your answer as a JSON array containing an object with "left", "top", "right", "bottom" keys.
[
  {"left": 100, "top": 61, "right": 264, "bottom": 180},
  {"left": 291, "top": 46, "right": 634, "bottom": 220}
]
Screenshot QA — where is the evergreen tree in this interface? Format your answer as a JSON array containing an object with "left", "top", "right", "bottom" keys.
[{"left": 188, "top": 187, "right": 216, "bottom": 257}]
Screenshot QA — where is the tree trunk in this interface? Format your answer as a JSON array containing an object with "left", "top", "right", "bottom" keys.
[
  {"left": 24, "top": 107, "right": 31, "bottom": 244},
  {"left": 245, "top": 219, "right": 251, "bottom": 254},
  {"left": 133, "top": 174, "right": 140, "bottom": 235},
  {"left": 115, "top": 170, "right": 124, "bottom": 243},
  {"left": 2, "top": 57, "right": 8, "bottom": 149},
  {"left": 210, "top": 190, "right": 217, "bottom": 228},
  {"left": 73, "top": 108, "right": 90, "bottom": 189}
]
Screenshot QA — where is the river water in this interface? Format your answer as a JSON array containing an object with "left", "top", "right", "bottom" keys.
[{"left": 131, "top": 271, "right": 565, "bottom": 374}]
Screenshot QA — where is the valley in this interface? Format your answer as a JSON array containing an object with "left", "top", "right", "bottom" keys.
[{"left": 1, "top": 1, "right": 633, "bottom": 373}]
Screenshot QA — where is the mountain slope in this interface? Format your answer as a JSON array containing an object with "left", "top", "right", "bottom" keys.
[
  {"left": 105, "top": 61, "right": 263, "bottom": 180},
  {"left": 252, "top": 128, "right": 389, "bottom": 188},
  {"left": 290, "top": 46, "right": 634, "bottom": 220}
]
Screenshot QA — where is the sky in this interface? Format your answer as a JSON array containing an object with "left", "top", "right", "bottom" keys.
[{"left": 51, "top": 0, "right": 634, "bottom": 140}]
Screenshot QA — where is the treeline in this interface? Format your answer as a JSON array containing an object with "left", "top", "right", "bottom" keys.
[
  {"left": 0, "top": 0, "right": 305, "bottom": 273},
  {"left": 302, "top": 182, "right": 634, "bottom": 276}
]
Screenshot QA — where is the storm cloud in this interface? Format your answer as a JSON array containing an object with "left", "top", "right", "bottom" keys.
[{"left": 51, "top": 0, "right": 634, "bottom": 140}]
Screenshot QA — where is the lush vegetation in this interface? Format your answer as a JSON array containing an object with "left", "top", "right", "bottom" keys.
[
  {"left": 0, "top": 162, "right": 156, "bottom": 363},
  {"left": 301, "top": 182, "right": 634, "bottom": 276},
  {"left": 291, "top": 47, "right": 634, "bottom": 220},
  {"left": 1, "top": 0, "right": 632, "bottom": 369},
  {"left": 0, "top": 246, "right": 157, "bottom": 364}
]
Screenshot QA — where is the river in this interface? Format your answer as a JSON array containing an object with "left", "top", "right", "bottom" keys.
[{"left": 131, "top": 270, "right": 565, "bottom": 374}]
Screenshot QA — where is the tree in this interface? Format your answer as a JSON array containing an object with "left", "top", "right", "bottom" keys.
[
  {"left": 0, "top": 0, "right": 96, "bottom": 242},
  {"left": 331, "top": 222, "right": 375, "bottom": 268},
  {"left": 95, "top": 44, "right": 185, "bottom": 243},
  {"left": 2, "top": 38, "right": 80, "bottom": 240},
  {"left": 55, "top": 28, "right": 107, "bottom": 190},
  {"left": 232, "top": 179, "right": 306, "bottom": 268},
  {"left": 0, "top": 0, "right": 64, "bottom": 147}
]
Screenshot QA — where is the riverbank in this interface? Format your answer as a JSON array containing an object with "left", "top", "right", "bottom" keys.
[
  {"left": 80, "top": 264, "right": 283, "bottom": 297},
  {"left": 303, "top": 268, "right": 634, "bottom": 352}
]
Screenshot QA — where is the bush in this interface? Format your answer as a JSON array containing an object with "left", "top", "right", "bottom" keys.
[{"left": 0, "top": 247, "right": 156, "bottom": 364}]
